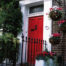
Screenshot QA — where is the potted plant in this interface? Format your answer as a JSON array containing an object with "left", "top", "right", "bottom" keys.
[
  {"left": 49, "top": 33, "right": 61, "bottom": 45},
  {"left": 35, "top": 49, "right": 57, "bottom": 66},
  {"left": 58, "top": 20, "right": 66, "bottom": 33},
  {"left": 49, "top": 8, "right": 62, "bottom": 21}
]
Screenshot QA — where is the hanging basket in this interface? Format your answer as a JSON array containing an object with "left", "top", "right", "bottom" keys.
[
  {"left": 49, "top": 33, "right": 61, "bottom": 45},
  {"left": 59, "top": 22, "right": 66, "bottom": 33},
  {"left": 49, "top": 37, "right": 60, "bottom": 45},
  {"left": 49, "top": 10, "right": 62, "bottom": 21}
]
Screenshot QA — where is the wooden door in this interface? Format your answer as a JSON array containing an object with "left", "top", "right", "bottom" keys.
[{"left": 27, "top": 16, "right": 43, "bottom": 64}]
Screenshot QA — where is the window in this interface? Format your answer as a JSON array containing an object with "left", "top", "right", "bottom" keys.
[{"left": 29, "top": 5, "right": 43, "bottom": 13}]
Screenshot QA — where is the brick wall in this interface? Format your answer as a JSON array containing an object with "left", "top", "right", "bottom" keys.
[{"left": 52, "top": 0, "right": 66, "bottom": 65}]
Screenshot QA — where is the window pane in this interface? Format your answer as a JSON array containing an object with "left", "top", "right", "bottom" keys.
[{"left": 29, "top": 5, "right": 43, "bottom": 13}]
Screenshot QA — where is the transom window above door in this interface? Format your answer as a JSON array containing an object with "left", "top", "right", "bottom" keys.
[{"left": 29, "top": 5, "right": 44, "bottom": 14}]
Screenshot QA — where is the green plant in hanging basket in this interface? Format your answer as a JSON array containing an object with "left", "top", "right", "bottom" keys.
[
  {"left": 49, "top": 10, "right": 62, "bottom": 21},
  {"left": 59, "top": 22, "right": 66, "bottom": 33},
  {"left": 49, "top": 33, "right": 61, "bottom": 45}
]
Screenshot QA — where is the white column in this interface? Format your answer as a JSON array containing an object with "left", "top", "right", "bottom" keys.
[
  {"left": 21, "top": 5, "right": 28, "bottom": 37},
  {"left": 17, "top": 33, "right": 22, "bottom": 64},
  {"left": 20, "top": 3, "right": 29, "bottom": 63},
  {"left": 43, "top": 0, "right": 52, "bottom": 51}
]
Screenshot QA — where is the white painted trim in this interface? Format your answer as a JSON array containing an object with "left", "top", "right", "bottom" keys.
[
  {"left": 19, "top": 0, "right": 43, "bottom": 6},
  {"left": 43, "top": 0, "right": 52, "bottom": 51},
  {"left": 28, "top": 12, "right": 44, "bottom": 17},
  {"left": 20, "top": 4, "right": 29, "bottom": 63}
]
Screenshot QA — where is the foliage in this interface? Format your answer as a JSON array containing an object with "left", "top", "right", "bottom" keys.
[
  {"left": 0, "top": 0, "right": 19, "bottom": 8},
  {"left": 0, "top": 33, "right": 19, "bottom": 63},
  {"left": 0, "top": 36, "right": 5, "bottom": 63},
  {"left": 0, "top": 1, "right": 22, "bottom": 65},
  {"left": 36, "top": 49, "right": 56, "bottom": 61},
  {"left": 0, "top": 0, "right": 22, "bottom": 37},
  {"left": 59, "top": 22, "right": 66, "bottom": 33},
  {"left": 0, "top": 8, "right": 7, "bottom": 28}
]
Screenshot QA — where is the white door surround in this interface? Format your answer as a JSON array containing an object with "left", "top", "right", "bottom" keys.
[{"left": 19, "top": 0, "right": 52, "bottom": 63}]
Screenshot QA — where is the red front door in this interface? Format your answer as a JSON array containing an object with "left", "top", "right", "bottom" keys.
[{"left": 27, "top": 16, "right": 43, "bottom": 63}]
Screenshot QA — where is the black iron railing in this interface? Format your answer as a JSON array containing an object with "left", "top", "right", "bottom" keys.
[{"left": 21, "top": 34, "right": 46, "bottom": 66}]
